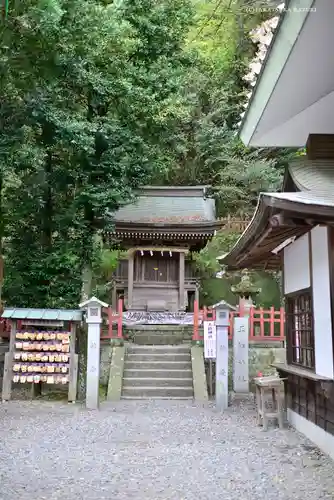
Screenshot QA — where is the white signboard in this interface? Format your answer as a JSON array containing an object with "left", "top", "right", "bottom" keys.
[{"left": 204, "top": 321, "right": 216, "bottom": 359}]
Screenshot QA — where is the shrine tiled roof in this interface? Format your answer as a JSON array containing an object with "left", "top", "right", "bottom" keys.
[
  {"left": 288, "top": 158, "right": 334, "bottom": 196},
  {"left": 113, "top": 186, "right": 216, "bottom": 225}
]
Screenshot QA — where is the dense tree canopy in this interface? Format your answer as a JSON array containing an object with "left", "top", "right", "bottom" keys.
[
  {"left": 1, "top": 0, "right": 289, "bottom": 308},
  {"left": 1, "top": 0, "right": 195, "bottom": 307}
]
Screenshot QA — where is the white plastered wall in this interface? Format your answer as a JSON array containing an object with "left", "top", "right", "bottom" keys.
[
  {"left": 310, "top": 226, "right": 333, "bottom": 379},
  {"left": 283, "top": 228, "right": 334, "bottom": 378},
  {"left": 284, "top": 233, "right": 310, "bottom": 294}
]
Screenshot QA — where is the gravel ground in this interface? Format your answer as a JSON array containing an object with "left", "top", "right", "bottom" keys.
[{"left": 0, "top": 399, "right": 334, "bottom": 500}]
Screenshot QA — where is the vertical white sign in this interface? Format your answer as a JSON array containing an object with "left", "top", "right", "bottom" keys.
[
  {"left": 86, "top": 323, "right": 101, "bottom": 410},
  {"left": 204, "top": 321, "right": 216, "bottom": 359},
  {"left": 216, "top": 325, "right": 229, "bottom": 410},
  {"left": 233, "top": 317, "right": 249, "bottom": 393}
]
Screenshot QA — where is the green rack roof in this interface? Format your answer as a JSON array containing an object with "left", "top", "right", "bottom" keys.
[{"left": 2, "top": 308, "right": 83, "bottom": 321}]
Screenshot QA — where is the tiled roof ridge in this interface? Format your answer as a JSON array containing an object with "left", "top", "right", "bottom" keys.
[
  {"left": 139, "top": 186, "right": 211, "bottom": 197},
  {"left": 238, "top": 3, "right": 285, "bottom": 128}
]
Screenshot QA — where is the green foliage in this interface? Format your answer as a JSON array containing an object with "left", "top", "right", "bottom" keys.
[
  {"left": 1, "top": 0, "right": 290, "bottom": 310},
  {"left": 194, "top": 229, "right": 240, "bottom": 276},
  {"left": 1, "top": 0, "right": 196, "bottom": 307}
]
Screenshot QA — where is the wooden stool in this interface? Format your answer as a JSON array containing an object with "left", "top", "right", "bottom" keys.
[{"left": 254, "top": 376, "right": 285, "bottom": 430}]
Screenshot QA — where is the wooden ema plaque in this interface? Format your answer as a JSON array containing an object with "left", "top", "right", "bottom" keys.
[
  {"left": 2, "top": 320, "right": 78, "bottom": 402},
  {"left": 13, "top": 330, "right": 70, "bottom": 385}
]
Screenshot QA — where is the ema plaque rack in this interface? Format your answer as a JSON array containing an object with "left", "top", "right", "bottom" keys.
[{"left": 1, "top": 308, "right": 82, "bottom": 402}]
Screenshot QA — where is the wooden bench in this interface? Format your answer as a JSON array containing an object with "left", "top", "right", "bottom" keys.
[{"left": 254, "top": 376, "right": 286, "bottom": 430}]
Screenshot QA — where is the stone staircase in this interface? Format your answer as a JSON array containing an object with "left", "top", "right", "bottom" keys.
[{"left": 121, "top": 344, "right": 194, "bottom": 399}]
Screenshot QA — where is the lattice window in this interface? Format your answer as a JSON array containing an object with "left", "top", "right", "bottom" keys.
[{"left": 286, "top": 290, "right": 315, "bottom": 370}]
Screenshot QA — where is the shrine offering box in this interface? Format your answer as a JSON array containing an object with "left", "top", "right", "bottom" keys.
[{"left": 1, "top": 308, "right": 82, "bottom": 402}]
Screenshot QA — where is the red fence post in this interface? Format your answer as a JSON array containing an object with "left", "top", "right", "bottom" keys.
[
  {"left": 280, "top": 307, "right": 285, "bottom": 339},
  {"left": 269, "top": 306, "right": 275, "bottom": 338},
  {"left": 259, "top": 307, "right": 264, "bottom": 338},
  {"left": 117, "top": 299, "right": 123, "bottom": 339},
  {"left": 249, "top": 307, "right": 254, "bottom": 339},
  {"left": 193, "top": 299, "right": 199, "bottom": 341},
  {"left": 228, "top": 306, "right": 285, "bottom": 342},
  {"left": 228, "top": 311, "right": 234, "bottom": 340}
]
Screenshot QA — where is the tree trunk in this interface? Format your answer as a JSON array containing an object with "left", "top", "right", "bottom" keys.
[
  {"left": 0, "top": 171, "right": 3, "bottom": 315},
  {"left": 81, "top": 263, "right": 93, "bottom": 302}
]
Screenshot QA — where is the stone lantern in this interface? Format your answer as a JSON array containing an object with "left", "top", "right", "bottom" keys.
[{"left": 231, "top": 269, "right": 261, "bottom": 316}]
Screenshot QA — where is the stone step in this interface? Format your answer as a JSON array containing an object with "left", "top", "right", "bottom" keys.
[
  {"left": 125, "top": 360, "right": 192, "bottom": 370},
  {"left": 123, "top": 377, "right": 193, "bottom": 388},
  {"left": 123, "top": 368, "right": 192, "bottom": 379},
  {"left": 129, "top": 336, "right": 189, "bottom": 345},
  {"left": 126, "top": 353, "right": 191, "bottom": 362},
  {"left": 122, "top": 386, "right": 194, "bottom": 398},
  {"left": 121, "top": 395, "right": 194, "bottom": 400},
  {"left": 126, "top": 345, "right": 190, "bottom": 354}
]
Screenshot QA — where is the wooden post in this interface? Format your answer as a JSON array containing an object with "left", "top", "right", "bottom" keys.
[
  {"left": 127, "top": 252, "right": 134, "bottom": 310},
  {"left": 195, "top": 285, "right": 199, "bottom": 304},
  {"left": 193, "top": 299, "right": 199, "bottom": 341},
  {"left": 179, "top": 251, "right": 185, "bottom": 310},
  {"left": 111, "top": 282, "right": 117, "bottom": 311},
  {"left": 2, "top": 319, "right": 16, "bottom": 401},
  {"left": 208, "top": 360, "right": 213, "bottom": 397},
  {"left": 68, "top": 322, "right": 78, "bottom": 402},
  {"left": 117, "top": 299, "right": 123, "bottom": 338}
]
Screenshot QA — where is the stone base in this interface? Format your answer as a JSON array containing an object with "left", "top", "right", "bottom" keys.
[{"left": 230, "top": 391, "right": 254, "bottom": 403}]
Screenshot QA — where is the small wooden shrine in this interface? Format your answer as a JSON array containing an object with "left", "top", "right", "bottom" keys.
[
  {"left": 1, "top": 307, "right": 82, "bottom": 402},
  {"left": 104, "top": 186, "right": 221, "bottom": 319}
]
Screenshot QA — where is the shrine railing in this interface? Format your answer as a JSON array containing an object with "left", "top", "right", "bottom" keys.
[
  {"left": 193, "top": 301, "right": 285, "bottom": 342},
  {"left": 101, "top": 299, "right": 123, "bottom": 340}
]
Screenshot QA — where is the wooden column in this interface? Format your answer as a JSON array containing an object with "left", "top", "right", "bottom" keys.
[
  {"left": 179, "top": 252, "right": 185, "bottom": 310},
  {"left": 111, "top": 282, "right": 117, "bottom": 311},
  {"left": 127, "top": 252, "right": 134, "bottom": 309},
  {"left": 2, "top": 319, "right": 16, "bottom": 401}
]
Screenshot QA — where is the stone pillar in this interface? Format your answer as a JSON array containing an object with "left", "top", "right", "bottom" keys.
[
  {"left": 79, "top": 296, "right": 108, "bottom": 410},
  {"left": 86, "top": 322, "right": 101, "bottom": 409},
  {"left": 233, "top": 316, "right": 249, "bottom": 393},
  {"left": 231, "top": 270, "right": 261, "bottom": 397},
  {"left": 179, "top": 251, "right": 185, "bottom": 310},
  {"left": 215, "top": 306, "right": 230, "bottom": 410},
  {"left": 127, "top": 252, "right": 134, "bottom": 310},
  {"left": 216, "top": 325, "right": 229, "bottom": 409}
]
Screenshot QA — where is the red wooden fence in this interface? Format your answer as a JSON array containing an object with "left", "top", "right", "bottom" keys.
[
  {"left": 0, "top": 299, "right": 285, "bottom": 343},
  {"left": 101, "top": 299, "right": 123, "bottom": 340},
  {"left": 192, "top": 300, "right": 285, "bottom": 342}
]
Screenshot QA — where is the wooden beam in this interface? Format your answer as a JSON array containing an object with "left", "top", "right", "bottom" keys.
[
  {"left": 269, "top": 212, "right": 300, "bottom": 228},
  {"left": 306, "top": 134, "right": 334, "bottom": 160},
  {"left": 235, "top": 227, "right": 273, "bottom": 266},
  {"left": 127, "top": 246, "right": 189, "bottom": 255},
  {"left": 179, "top": 252, "right": 185, "bottom": 311},
  {"left": 127, "top": 252, "right": 134, "bottom": 309}
]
